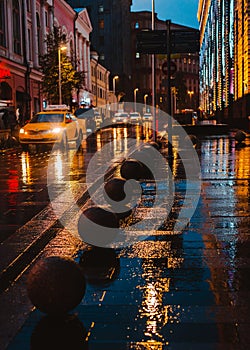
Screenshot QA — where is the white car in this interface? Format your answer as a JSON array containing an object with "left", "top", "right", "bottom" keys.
[
  {"left": 112, "top": 112, "right": 129, "bottom": 125},
  {"left": 129, "top": 112, "right": 141, "bottom": 124},
  {"left": 142, "top": 113, "right": 153, "bottom": 122},
  {"left": 94, "top": 112, "right": 103, "bottom": 128}
]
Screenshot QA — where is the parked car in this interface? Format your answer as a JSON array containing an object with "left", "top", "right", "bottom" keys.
[
  {"left": 75, "top": 105, "right": 95, "bottom": 134},
  {"left": 129, "top": 112, "right": 142, "bottom": 124},
  {"left": 142, "top": 112, "right": 153, "bottom": 122},
  {"left": 112, "top": 112, "right": 129, "bottom": 125},
  {"left": 19, "top": 105, "right": 83, "bottom": 150},
  {"left": 94, "top": 111, "right": 103, "bottom": 129}
]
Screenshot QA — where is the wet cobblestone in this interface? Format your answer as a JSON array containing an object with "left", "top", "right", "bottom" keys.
[{"left": 1, "top": 133, "right": 250, "bottom": 349}]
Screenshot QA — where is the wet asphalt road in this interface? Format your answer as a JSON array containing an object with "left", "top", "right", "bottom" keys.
[{"left": 0, "top": 127, "right": 250, "bottom": 349}]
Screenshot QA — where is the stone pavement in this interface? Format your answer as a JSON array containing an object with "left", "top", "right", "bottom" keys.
[{"left": 2, "top": 133, "right": 250, "bottom": 350}]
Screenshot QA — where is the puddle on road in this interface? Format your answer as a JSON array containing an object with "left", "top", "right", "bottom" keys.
[{"left": 4, "top": 133, "right": 250, "bottom": 348}]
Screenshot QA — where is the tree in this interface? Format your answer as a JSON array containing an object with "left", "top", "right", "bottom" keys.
[{"left": 40, "top": 27, "right": 85, "bottom": 105}]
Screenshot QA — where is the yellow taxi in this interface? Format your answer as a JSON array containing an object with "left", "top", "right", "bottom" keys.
[{"left": 19, "top": 105, "right": 83, "bottom": 151}]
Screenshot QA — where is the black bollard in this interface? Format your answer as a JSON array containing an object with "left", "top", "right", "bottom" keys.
[
  {"left": 26, "top": 256, "right": 86, "bottom": 315},
  {"left": 120, "top": 159, "right": 143, "bottom": 180}
]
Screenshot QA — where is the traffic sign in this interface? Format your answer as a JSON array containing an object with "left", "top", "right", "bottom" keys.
[
  {"left": 136, "top": 30, "right": 167, "bottom": 54},
  {"left": 171, "top": 30, "right": 200, "bottom": 53},
  {"left": 136, "top": 29, "right": 200, "bottom": 55}
]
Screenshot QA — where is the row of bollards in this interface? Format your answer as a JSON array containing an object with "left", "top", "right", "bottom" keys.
[{"left": 26, "top": 139, "right": 164, "bottom": 316}]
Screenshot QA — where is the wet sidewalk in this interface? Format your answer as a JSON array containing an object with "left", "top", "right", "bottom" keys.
[{"left": 3, "top": 133, "right": 250, "bottom": 350}]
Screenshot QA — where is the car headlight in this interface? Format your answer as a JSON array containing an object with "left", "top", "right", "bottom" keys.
[
  {"left": 112, "top": 118, "right": 116, "bottom": 123},
  {"left": 52, "top": 127, "right": 62, "bottom": 134},
  {"left": 19, "top": 128, "right": 25, "bottom": 134}
]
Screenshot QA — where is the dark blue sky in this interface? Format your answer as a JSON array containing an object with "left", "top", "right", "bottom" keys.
[{"left": 131, "top": 0, "right": 199, "bottom": 29}]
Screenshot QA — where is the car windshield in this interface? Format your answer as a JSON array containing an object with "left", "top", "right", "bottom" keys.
[
  {"left": 30, "top": 113, "right": 64, "bottom": 123},
  {"left": 130, "top": 113, "right": 139, "bottom": 117}
]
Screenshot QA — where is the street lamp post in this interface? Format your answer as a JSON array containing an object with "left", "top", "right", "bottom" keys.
[
  {"left": 134, "top": 88, "right": 139, "bottom": 112},
  {"left": 58, "top": 46, "right": 67, "bottom": 105},
  {"left": 144, "top": 94, "right": 148, "bottom": 112}
]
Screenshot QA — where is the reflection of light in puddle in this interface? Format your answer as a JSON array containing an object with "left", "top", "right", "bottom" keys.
[
  {"left": 21, "top": 152, "right": 31, "bottom": 184},
  {"left": 54, "top": 152, "right": 63, "bottom": 181},
  {"left": 131, "top": 340, "right": 164, "bottom": 349},
  {"left": 130, "top": 235, "right": 184, "bottom": 344},
  {"left": 96, "top": 133, "right": 101, "bottom": 151},
  {"left": 135, "top": 254, "right": 183, "bottom": 343}
]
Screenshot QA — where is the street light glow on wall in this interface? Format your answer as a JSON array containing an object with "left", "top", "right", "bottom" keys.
[
  {"left": 113, "top": 75, "right": 119, "bottom": 94},
  {"left": 134, "top": 88, "right": 139, "bottom": 112},
  {"left": 144, "top": 93, "right": 148, "bottom": 112},
  {"left": 187, "top": 90, "right": 194, "bottom": 107},
  {"left": 58, "top": 45, "right": 67, "bottom": 105}
]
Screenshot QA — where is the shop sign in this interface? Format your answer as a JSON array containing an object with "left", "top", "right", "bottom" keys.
[{"left": 0, "top": 68, "right": 11, "bottom": 79}]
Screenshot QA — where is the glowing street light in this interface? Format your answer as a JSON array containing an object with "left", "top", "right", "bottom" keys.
[
  {"left": 113, "top": 75, "right": 119, "bottom": 94},
  {"left": 134, "top": 88, "right": 139, "bottom": 112},
  {"left": 144, "top": 94, "right": 148, "bottom": 112},
  {"left": 187, "top": 90, "right": 194, "bottom": 105},
  {"left": 58, "top": 45, "right": 67, "bottom": 105}
]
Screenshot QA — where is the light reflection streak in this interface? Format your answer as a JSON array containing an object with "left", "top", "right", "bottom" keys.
[
  {"left": 53, "top": 151, "right": 64, "bottom": 181},
  {"left": 21, "top": 152, "right": 31, "bottom": 184},
  {"left": 96, "top": 133, "right": 102, "bottom": 151},
  {"left": 136, "top": 252, "right": 182, "bottom": 343}
]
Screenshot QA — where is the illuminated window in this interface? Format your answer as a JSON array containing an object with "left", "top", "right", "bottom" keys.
[
  {"left": 135, "top": 22, "right": 139, "bottom": 29},
  {"left": 98, "top": 5, "right": 104, "bottom": 13},
  {"left": 99, "top": 19, "right": 104, "bottom": 29}
]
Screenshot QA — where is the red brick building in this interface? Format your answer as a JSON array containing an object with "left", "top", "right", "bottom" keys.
[{"left": 0, "top": 0, "right": 93, "bottom": 120}]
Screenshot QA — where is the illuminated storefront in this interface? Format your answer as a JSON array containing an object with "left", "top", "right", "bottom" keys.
[
  {"left": 198, "top": 0, "right": 234, "bottom": 122},
  {"left": 233, "top": 0, "right": 250, "bottom": 128},
  {"left": 198, "top": 0, "right": 250, "bottom": 128}
]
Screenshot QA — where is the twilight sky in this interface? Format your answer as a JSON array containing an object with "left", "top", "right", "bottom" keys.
[{"left": 131, "top": 0, "right": 200, "bottom": 29}]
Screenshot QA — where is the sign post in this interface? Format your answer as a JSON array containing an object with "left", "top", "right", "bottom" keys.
[{"left": 136, "top": 24, "right": 199, "bottom": 159}]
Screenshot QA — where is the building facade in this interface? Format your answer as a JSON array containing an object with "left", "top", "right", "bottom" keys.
[
  {"left": 131, "top": 11, "right": 199, "bottom": 115},
  {"left": 198, "top": 0, "right": 250, "bottom": 128},
  {"left": 0, "top": 0, "right": 98, "bottom": 121},
  {"left": 197, "top": 0, "right": 234, "bottom": 123},
  {"left": 90, "top": 50, "right": 110, "bottom": 118},
  {"left": 233, "top": 0, "right": 250, "bottom": 127},
  {"left": 66, "top": 0, "right": 132, "bottom": 100}
]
